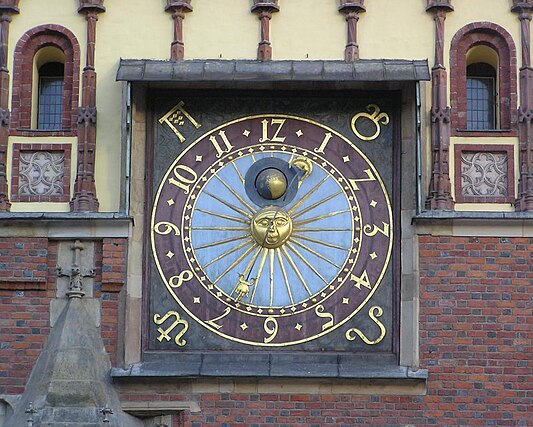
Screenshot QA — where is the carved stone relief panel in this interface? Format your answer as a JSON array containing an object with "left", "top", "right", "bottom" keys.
[
  {"left": 454, "top": 144, "right": 515, "bottom": 203},
  {"left": 10, "top": 143, "right": 71, "bottom": 202}
]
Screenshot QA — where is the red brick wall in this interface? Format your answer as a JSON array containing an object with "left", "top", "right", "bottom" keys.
[
  {"left": 1, "top": 235, "right": 531, "bottom": 425},
  {"left": 0, "top": 237, "right": 126, "bottom": 393},
  {"left": 98, "top": 238, "right": 128, "bottom": 365},
  {"left": 0, "top": 238, "right": 55, "bottom": 395},
  {"left": 119, "top": 235, "right": 533, "bottom": 427}
]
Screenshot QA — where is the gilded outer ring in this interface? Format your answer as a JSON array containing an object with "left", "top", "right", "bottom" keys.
[{"left": 151, "top": 114, "right": 393, "bottom": 346}]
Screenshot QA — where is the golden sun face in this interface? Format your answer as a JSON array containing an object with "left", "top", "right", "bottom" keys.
[{"left": 251, "top": 207, "right": 293, "bottom": 249}]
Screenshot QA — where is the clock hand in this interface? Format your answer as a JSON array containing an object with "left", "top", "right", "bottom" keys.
[{"left": 240, "top": 156, "right": 313, "bottom": 298}]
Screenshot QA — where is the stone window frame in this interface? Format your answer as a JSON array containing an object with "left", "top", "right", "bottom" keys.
[
  {"left": 450, "top": 22, "right": 517, "bottom": 137},
  {"left": 10, "top": 24, "right": 80, "bottom": 137},
  {"left": 454, "top": 143, "right": 515, "bottom": 204},
  {"left": 10, "top": 142, "right": 72, "bottom": 202}
]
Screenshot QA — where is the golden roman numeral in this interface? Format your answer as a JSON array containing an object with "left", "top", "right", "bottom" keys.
[
  {"left": 259, "top": 118, "right": 286, "bottom": 143},
  {"left": 168, "top": 164, "right": 198, "bottom": 194},
  {"left": 209, "top": 130, "right": 234, "bottom": 158}
]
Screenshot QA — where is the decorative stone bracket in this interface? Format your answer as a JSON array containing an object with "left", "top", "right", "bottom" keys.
[
  {"left": 338, "top": 0, "right": 366, "bottom": 62},
  {"left": 56, "top": 240, "right": 95, "bottom": 299},
  {"left": 165, "top": 0, "right": 193, "bottom": 60},
  {"left": 251, "top": 0, "right": 279, "bottom": 61}
]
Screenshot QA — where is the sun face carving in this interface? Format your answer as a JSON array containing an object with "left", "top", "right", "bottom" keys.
[{"left": 251, "top": 207, "right": 293, "bottom": 249}]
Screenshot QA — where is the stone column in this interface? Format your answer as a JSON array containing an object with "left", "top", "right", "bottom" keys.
[
  {"left": 513, "top": 0, "right": 533, "bottom": 211},
  {"left": 165, "top": 0, "right": 193, "bottom": 60},
  {"left": 251, "top": 0, "right": 279, "bottom": 61},
  {"left": 425, "top": 0, "right": 454, "bottom": 210},
  {"left": 71, "top": 0, "right": 105, "bottom": 212},
  {"left": 338, "top": 1, "right": 365, "bottom": 62},
  {"left": 0, "top": 0, "right": 19, "bottom": 212}
]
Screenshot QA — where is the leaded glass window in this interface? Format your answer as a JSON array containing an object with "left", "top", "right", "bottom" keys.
[
  {"left": 37, "top": 62, "right": 64, "bottom": 130},
  {"left": 466, "top": 63, "right": 496, "bottom": 130}
]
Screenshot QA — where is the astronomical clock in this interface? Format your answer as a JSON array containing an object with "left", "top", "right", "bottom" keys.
[{"left": 147, "top": 91, "right": 399, "bottom": 368}]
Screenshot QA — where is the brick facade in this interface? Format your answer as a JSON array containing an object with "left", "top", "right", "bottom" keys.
[
  {"left": 115, "top": 235, "right": 533, "bottom": 427},
  {"left": 0, "top": 237, "right": 126, "bottom": 393},
  {"left": 2, "top": 235, "right": 531, "bottom": 424},
  {"left": 0, "top": 239, "right": 55, "bottom": 395}
]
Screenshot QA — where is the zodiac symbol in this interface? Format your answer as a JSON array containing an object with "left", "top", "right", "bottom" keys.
[
  {"left": 168, "top": 270, "right": 193, "bottom": 288},
  {"left": 345, "top": 306, "right": 386, "bottom": 345},
  {"left": 158, "top": 100, "right": 201, "bottom": 143},
  {"left": 351, "top": 104, "right": 390, "bottom": 141},
  {"left": 153, "top": 311, "right": 189, "bottom": 346}
]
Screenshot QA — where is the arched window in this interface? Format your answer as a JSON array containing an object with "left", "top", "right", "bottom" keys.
[
  {"left": 11, "top": 25, "right": 80, "bottom": 136},
  {"left": 450, "top": 22, "right": 517, "bottom": 136},
  {"left": 37, "top": 62, "right": 65, "bottom": 130}
]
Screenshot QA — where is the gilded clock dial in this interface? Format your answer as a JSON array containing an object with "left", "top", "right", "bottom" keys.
[{"left": 151, "top": 115, "right": 393, "bottom": 346}]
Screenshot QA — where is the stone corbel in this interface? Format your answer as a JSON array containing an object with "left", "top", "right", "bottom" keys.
[
  {"left": 338, "top": 1, "right": 366, "bottom": 62},
  {"left": 165, "top": 0, "right": 193, "bottom": 60},
  {"left": 251, "top": 0, "right": 280, "bottom": 61},
  {"left": 78, "top": 0, "right": 105, "bottom": 13}
]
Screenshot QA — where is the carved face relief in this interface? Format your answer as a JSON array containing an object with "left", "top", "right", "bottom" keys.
[{"left": 251, "top": 207, "right": 292, "bottom": 248}]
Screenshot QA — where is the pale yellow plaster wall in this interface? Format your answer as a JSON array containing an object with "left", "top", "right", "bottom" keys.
[
  {"left": 186, "top": 0, "right": 257, "bottom": 59},
  {"left": 4, "top": 0, "right": 529, "bottom": 213},
  {"left": 271, "top": 0, "right": 345, "bottom": 60},
  {"left": 93, "top": 1, "right": 170, "bottom": 211},
  {"left": 7, "top": 0, "right": 86, "bottom": 78},
  {"left": 358, "top": 0, "right": 433, "bottom": 61}
]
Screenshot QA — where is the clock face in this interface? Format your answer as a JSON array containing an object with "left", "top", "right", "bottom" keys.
[{"left": 151, "top": 114, "right": 393, "bottom": 346}]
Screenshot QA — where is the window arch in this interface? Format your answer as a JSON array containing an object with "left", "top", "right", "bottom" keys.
[
  {"left": 450, "top": 22, "right": 517, "bottom": 136},
  {"left": 11, "top": 25, "right": 80, "bottom": 136}
]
